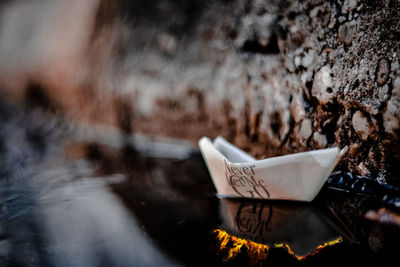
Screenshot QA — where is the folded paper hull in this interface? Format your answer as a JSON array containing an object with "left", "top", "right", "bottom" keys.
[{"left": 198, "top": 136, "right": 342, "bottom": 202}]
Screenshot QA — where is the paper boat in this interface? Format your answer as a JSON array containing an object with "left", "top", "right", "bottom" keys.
[{"left": 198, "top": 136, "right": 345, "bottom": 202}]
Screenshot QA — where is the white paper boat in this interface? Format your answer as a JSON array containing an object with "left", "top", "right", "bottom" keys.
[{"left": 198, "top": 136, "right": 345, "bottom": 202}]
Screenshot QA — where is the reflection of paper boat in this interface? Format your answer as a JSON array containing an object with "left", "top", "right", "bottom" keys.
[
  {"left": 199, "top": 136, "right": 344, "bottom": 201},
  {"left": 217, "top": 199, "right": 343, "bottom": 260}
]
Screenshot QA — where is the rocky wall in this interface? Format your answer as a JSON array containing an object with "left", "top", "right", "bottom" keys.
[{"left": 0, "top": 0, "right": 399, "bottom": 183}]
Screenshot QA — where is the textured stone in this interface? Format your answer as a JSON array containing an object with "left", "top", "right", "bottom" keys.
[
  {"left": 341, "top": 0, "right": 358, "bottom": 15},
  {"left": 376, "top": 58, "right": 390, "bottom": 86},
  {"left": 299, "top": 119, "right": 312, "bottom": 140},
  {"left": 0, "top": 0, "right": 399, "bottom": 183},
  {"left": 312, "top": 132, "right": 328, "bottom": 148},
  {"left": 312, "top": 66, "right": 334, "bottom": 106},
  {"left": 289, "top": 96, "right": 306, "bottom": 123},
  {"left": 383, "top": 78, "right": 400, "bottom": 134},
  {"left": 352, "top": 111, "right": 370, "bottom": 141},
  {"left": 338, "top": 20, "right": 358, "bottom": 45}
]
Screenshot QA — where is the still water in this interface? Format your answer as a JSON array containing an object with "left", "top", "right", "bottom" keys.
[{"left": 0, "top": 103, "right": 399, "bottom": 266}]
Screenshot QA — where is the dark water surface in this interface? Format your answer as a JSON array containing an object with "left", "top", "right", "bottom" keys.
[{"left": 0, "top": 102, "right": 399, "bottom": 267}]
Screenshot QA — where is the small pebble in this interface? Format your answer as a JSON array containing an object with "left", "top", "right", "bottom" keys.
[
  {"left": 338, "top": 20, "right": 357, "bottom": 45},
  {"left": 312, "top": 131, "right": 327, "bottom": 147},
  {"left": 376, "top": 58, "right": 390, "bottom": 86},
  {"left": 352, "top": 111, "right": 370, "bottom": 140}
]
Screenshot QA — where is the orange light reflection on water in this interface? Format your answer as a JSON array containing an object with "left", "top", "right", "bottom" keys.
[{"left": 214, "top": 229, "right": 343, "bottom": 262}]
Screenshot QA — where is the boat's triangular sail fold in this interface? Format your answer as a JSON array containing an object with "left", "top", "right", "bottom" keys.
[{"left": 213, "top": 136, "right": 256, "bottom": 163}]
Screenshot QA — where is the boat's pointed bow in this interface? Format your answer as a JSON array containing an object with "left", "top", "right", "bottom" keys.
[
  {"left": 313, "top": 147, "right": 341, "bottom": 168},
  {"left": 302, "top": 147, "right": 342, "bottom": 201},
  {"left": 198, "top": 137, "right": 229, "bottom": 196}
]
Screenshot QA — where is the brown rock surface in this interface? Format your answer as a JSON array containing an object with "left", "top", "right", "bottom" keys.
[{"left": 0, "top": 0, "right": 399, "bottom": 184}]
